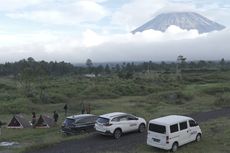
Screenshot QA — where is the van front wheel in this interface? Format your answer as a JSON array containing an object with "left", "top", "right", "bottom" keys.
[{"left": 171, "top": 142, "right": 178, "bottom": 152}]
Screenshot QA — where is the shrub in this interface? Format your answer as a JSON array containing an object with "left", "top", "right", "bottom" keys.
[
  {"left": 157, "top": 90, "right": 193, "bottom": 104},
  {"left": 48, "top": 93, "right": 69, "bottom": 104},
  {"left": 214, "top": 93, "right": 230, "bottom": 107},
  {"left": 202, "top": 86, "right": 230, "bottom": 95},
  {"left": 0, "top": 98, "right": 30, "bottom": 114}
]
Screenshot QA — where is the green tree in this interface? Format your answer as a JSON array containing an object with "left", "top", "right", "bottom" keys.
[
  {"left": 105, "top": 64, "right": 111, "bottom": 74},
  {"left": 86, "top": 59, "right": 93, "bottom": 73},
  {"left": 220, "top": 58, "right": 225, "bottom": 70},
  {"left": 176, "top": 55, "right": 186, "bottom": 80}
]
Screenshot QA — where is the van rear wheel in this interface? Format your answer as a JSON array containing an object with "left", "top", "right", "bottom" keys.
[
  {"left": 196, "top": 134, "right": 201, "bottom": 142},
  {"left": 171, "top": 142, "right": 178, "bottom": 152}
]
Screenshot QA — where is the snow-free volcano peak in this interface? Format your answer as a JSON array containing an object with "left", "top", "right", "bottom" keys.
[{"left": 132, "top": 12, "right": 225, "bottom": 34}]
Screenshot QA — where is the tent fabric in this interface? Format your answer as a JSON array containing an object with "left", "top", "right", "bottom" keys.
[
  {"left": 7, "top": 115, "right": 31, "bottom": 128},
  {"left": 35, "top": 115, "right": 54, "bottom": 128}
]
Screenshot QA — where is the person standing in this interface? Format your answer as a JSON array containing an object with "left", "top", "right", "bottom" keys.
[
  {"left": 81, "top": 102, "right": 85, "bottom": 114},
  {"left": 53, "top": 111, "right": 59, "bottom": 124},
  {"left": 31, "top": 112, "right": 36, "bottom": 128},
  {"left": 86, "top": 103, "right": 91, "bottom": 114},
  {"left": 63, "top": 104, "right": 68, "bottom": 116}
]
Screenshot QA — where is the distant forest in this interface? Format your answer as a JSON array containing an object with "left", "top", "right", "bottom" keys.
[{"left": 0, "top": 57, "right": 229, "bottom": 78}]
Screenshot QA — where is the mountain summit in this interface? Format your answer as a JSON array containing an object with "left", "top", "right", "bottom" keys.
[{"left": 132, "top": 12, "right": 225, "bottom": 34}]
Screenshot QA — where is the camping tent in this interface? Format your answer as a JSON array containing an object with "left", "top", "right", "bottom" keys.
[
  {"left": 7, "top": 115, "right": 31, "bottom": 128},
  {"left": 34, "top": 115, "right": 54, "bottom": 128}
]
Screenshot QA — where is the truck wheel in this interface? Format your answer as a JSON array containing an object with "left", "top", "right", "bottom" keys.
[
  {"left": 171, "top": 142, "right": 178, "bottom": 152},
  {"left": 113, "top": 129, "right": 122, "bottom": 139}
]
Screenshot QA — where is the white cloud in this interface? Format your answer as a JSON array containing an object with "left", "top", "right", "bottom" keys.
[
  {"left": 0, "top": 31, "right": 59, "bottom": 47},
  {"left": 82, "top": 29, "right": 107, "bottom": 47},
  {"left": 5, "top": 0, "right": 109, "bottom": 25},
  {"left": 85, "top": 28, "right": 230, "bottom": 62},
  {"left": 0, "top": 26, "right": 229, "bottom": 63},
  {"left": 0, "top": 0, "right": 40, "bottom": 11}
]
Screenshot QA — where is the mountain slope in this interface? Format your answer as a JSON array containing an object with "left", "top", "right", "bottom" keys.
[{"left": 132, "top": 12, "right": 225, "bottom": 34}]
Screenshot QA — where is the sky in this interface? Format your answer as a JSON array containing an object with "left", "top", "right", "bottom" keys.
[{"left": 0, "top": 0, "right": 230, "bottom": 63}]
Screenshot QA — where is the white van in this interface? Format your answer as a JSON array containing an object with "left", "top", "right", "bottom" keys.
[{"left": 147, "top": 115, "right": 202, "bottom": 152}]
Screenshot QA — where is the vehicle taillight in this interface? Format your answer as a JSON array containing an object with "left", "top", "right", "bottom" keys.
[{"left": 166, "top": 136, "right": 169, "bottom": 144}]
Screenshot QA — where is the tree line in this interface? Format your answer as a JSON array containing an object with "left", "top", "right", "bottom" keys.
[{"left": 0, "top": 57, "right": 229, "bottom": 78}]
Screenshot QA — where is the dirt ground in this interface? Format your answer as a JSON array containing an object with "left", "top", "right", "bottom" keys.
[{"left": 27, "top": 107, "right": 230, "bottom": 153}]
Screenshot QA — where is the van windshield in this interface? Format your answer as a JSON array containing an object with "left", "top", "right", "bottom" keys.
[{"left": 149, "top": 123, "right": 166, "bottom": 134}]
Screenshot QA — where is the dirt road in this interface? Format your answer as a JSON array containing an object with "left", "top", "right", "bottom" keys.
[{"left": 27, "top": 107, "right": 230, "bottom": 153}]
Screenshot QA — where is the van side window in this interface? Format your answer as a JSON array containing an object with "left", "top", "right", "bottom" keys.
[
  {"left": 170, "top": 124, "right": 179, "bottom": 133},
  {"left": 179, "top": 121, "right": 188, "bottom": 130},
  {"left": 189, "top": 120, "right": 198, "bottom": 127}
]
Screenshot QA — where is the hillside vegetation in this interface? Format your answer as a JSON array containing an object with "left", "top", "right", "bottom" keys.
[{"left": 0, "top": 57, "right": 230, "bottom": 153}]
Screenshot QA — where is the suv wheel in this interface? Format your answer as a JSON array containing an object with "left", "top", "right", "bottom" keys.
[
  {"left": 113, "top": 129, "right": 122, "bottom": 139},
  {"left": 171, "top": 142, "right": 178, "bottom": 152},
  {"left": 138, "top": 123, "right": 145, "bottom": 133}
]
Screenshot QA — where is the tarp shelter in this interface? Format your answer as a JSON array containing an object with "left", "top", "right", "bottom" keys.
[
  {"left": 35, "top": 115, "right": 54, "bottom": 128},
  {"left": 7, "top": 115, "right": 31, "bottom": 128}
]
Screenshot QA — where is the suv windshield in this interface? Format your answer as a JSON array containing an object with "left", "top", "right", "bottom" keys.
[
  {"left": 97, "top": 117, "right": 109, "bottom": 124},
  {"left": 149, "top": 123, "right": 166, "bottom": 134}
]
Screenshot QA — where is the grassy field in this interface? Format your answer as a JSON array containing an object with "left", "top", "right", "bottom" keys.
[{"left": 0, "top": 70, "right": 230, "bottom": 153}]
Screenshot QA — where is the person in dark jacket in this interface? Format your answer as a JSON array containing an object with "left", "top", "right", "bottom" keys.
[
  {"left": 64, "top": 104, "right": 68, "bottom": 116},
  {"left": 53, "top": 111, "right": 59, "bottom": 123},
  {"left": 31, "top": 112, "right": 36, "bottom": 127},
  {"left": 86, "top": 103, "right": 91, "bottom": 114},
  {"left": 81, "top": 102, "right": 85, "bottom": 114}
]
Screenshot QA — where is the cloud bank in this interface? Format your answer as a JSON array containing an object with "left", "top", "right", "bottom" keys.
[{"left": 0, "top": 26, "right": 229, "bottom": 63}]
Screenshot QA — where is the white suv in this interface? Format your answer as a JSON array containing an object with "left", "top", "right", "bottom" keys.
[{"left": 95, "top": 112, "right": 146, "bottom": 139}]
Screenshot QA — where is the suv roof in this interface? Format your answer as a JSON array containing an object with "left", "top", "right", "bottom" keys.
[
  {"left": 66, "top": 114, "right": 95, "bottom": 120},
  {"left": 100, "top": 112, "right": 126, "bottom": 119},
  {"left": 149, "top": 115, "right": 192, "bottom": 125}
]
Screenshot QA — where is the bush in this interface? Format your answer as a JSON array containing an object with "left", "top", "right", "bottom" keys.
[
  {"left": 0, "top": 83, "right": 16, "bottom": 90},
  {"left": 157, "top": 90, "right": 193, "bottom": 104},
  {"left": 48, "top": 93, "right": 69, "bottom": 104},
  {"left": 202, "top": 86, "right": 230, "bottom": 95},
  {"left": 0, "top": 98, "right": 30, "bottom": 114},
  {"left": 214, "top": 93, "right": 230, "bottom": 107}
]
